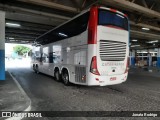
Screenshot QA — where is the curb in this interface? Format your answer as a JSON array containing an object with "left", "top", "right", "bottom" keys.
[{"left": 6, "top": 72, "right": 32, "bottom": 120}]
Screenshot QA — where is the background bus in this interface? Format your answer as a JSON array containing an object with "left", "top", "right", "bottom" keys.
[{"left": 32, "top": 6, "right": 130, "bottom": 86}]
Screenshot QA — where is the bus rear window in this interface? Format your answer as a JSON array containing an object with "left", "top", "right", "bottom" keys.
[{"left": 98, "top": 9, "right": 128, "bottom": 30}]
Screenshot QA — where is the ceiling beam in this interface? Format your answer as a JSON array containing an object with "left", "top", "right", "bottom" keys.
[
  {"left": 6, "top": 26, "right": 50, "bottom": 33},
  {"left": 131, "top": 30, "right": 160, "bottom": 40},
  {"left": 6, "top": 34, "right": 36, "bottom": 39},
  {"left": 130, "top": 21, "right": 160, "bottom": 31},
  {"left": 5, "top": 13, "right": 64, "bottom": 27},
  {"left": 70, "top": 0, "right": 81, "bottom": 10},
  {"left": 6, "top": 28, "right": 44, "bottom": 34},
  {"left": 5, "top": 35, "right": 34, "bottom": 40},
  {"left": 100, "top": 0, "right": 160, "bottom": 19},
  {"left": 0, "top": 3, "right": 69, "bottom": 26},
  {"left": 141, "top": 0, "right": 148, "bottom": 8},
  {"left": 81, "top": 0, "right": 87, "bottom": 9},
  {"left": 6, "top": 40, "right": 34, "bottom": 44},
  {"left": 6, "top": 30, "right": 41, "bottom": 36},
  {"left": 9, "top": 26, "right": 48, "bottom": 32},
  {"left": 16, "top": 22, "right": 52, "bottom": 30},
  {"left": 5, "top": 19, "right": 52, "bottom": 32},
  {"left": 6, "top": 38, "right": 34, "bottom": 41},
  {"left": 6, "top": 19, "right": 54, "bottom": 29},
  {"left": 0, "top": 4, "right": 70, "bottom": 20},
  {"left": 17, "top": 0, "right": 79, "bottom": 13},
  {"left": 131, "top": 0, "right": 136, "bottom": 3},
  {"left": 150, "top": 2, "right": 155, "bottom": 10}
]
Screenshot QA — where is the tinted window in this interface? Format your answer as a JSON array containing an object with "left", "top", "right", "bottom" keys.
[
  {"left": 42, "top": 53, "right": 49, "bottom": 63},
  {"left": 38, "top": 12, "right": 89, "bottom": 45},
  {"left": 55, "top": 12, "right": 89, "bottom": 38},
  {"left": 98, "top": 10, "right": 128, "bottom": 30},
  {"left": 49, "top": 52, "right": 53, "bottom": 63}
]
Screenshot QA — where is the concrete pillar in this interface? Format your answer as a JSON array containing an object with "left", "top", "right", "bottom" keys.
[
  {"left": 148, "top": 53, "right": 152, "bottom": 67},
  {"left": 142, "top": 53, "right": 144, "bottom": 60},
  {"left": 130, "top": 50, "right": 135, "bottom": 66},
  {"left": 157, "top": 48, "right": 160, "bottom": 68},
  {"left": 0, "top": 11, "right": 5, "bottom": 80}
]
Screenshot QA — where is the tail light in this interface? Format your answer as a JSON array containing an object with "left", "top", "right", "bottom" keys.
[
  {"left": 90, "top": 56, "right": 100, "bottom": 75},
  {"left": 124, "top": 57, "right": 129, "bottom": 73}
]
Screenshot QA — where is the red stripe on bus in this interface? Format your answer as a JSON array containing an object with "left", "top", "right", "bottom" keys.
[
  {"left": 88, "top": 6, "right": 98, "bottom": 44},
  {"left": 110, "top": 8, "right": 117, "bottom": 13}
]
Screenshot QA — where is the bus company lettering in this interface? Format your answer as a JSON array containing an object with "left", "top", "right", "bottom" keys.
[{"left": 102, "top": 62, "right": 124, "bottom": 66}]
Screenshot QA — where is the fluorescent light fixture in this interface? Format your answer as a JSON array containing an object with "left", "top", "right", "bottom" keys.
[
  {"left": 142, "top": 27, "right": 150, "bottom": 30},
  {"left": 131, "top": 45, "right": 140, "bottom": 47},
  {"left": 151, "top": 40, "right": 158, "bottom": 43},
  {"left": 137, "top": 51, "right": 147, "bottom": 53},
  {"left": 6, "top": 23, "right": 21, "bottom": 27},
  {"left": 36, "top": 44, "right": 42, "bottom": 47},
  {"left": 21, "top": 41, "right": 28, "bottom": 43},
  {"left": 9, "top": 37, "right": 14, "bottom": 40},
  {"left": 147, "top": 40, "right": 158, "bottom": 43},
  {"left": 132, "top": 39, "right": 137, "bottom": 42},
  {"left": 59, "top": 33, "right": 68, "bottom": 37},
  {"left": 116, "top": 14, "right": 124, "bottom": 18},
  {"left": 10, "top": 40, "right": 15, "bottom": 42}
]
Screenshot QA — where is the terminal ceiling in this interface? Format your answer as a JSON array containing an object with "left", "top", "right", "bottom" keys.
[{"left": 0, "top": 0, "right": 160, "bottom": 49}]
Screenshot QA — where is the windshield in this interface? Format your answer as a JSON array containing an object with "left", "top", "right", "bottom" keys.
[{"left": 98, "top": 9, "right": 128, "bottom": 30}]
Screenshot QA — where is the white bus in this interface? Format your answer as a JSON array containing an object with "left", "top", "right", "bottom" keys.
[{"left": 32, "top": 6, "right": 130, "bottom": 86}]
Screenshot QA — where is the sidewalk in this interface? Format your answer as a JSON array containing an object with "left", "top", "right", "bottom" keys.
[
  {"left": 129, "top": 66, "right": 160, "bottom": 78},
  {"left": 0, "top": 71, "right": 31, "bottom": 120}
]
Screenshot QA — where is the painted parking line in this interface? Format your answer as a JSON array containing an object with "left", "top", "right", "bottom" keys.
[{"left": 5, "top": 72, "right": 32, "bottom": 120}]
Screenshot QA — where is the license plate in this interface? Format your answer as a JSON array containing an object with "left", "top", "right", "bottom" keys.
[{"left": 110, "top": 77, "right": 116, "bottom": 81}]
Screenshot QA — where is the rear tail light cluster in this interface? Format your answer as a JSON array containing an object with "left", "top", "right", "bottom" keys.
[
  {"left": 124, "top": 57, "right": 129, "bottom": 73},
  {"left": 90, "top": 56, "right": 100, "bottom": 75}
]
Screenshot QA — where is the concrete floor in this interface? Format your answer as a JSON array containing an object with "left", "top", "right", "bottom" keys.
[
  {"left": 0, "top": 72, "right": 30, "bottom": 112},
  {"left": 7, "top": 67, "right": 160, "bottom": 120}
]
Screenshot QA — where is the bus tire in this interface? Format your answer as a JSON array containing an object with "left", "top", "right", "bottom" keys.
[
  {"left": 62, "top": 70, "right": 70, "bottom": 86},
  {"left": 33, "top": 64, "right": 36, "bottom": 72},
  {"left": 54, "top": 70, "right": 61, "bottom": 81},
  {"left": 35, "top": 65, "right": 39, "bottom": 74}
]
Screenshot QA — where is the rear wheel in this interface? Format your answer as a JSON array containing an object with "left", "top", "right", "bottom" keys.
[
  {"left": 35, "top": 65, "right": 39, "bottom": 74},
  {"left": 33, "top": 64, "right": 36, "bottom": 72},
  {"left": 62, "top": 70, "right": 70, "bottom": 86},
  {"left": 54, "top": 70, "right": 61, "bottom": 81}
]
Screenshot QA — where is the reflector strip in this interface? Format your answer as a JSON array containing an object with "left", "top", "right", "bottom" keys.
[
  {"left": 100, "top": 7, "right": 126, "bottom": 17},
  {"left": 110, "top": 8, "right": 117, "bottom": 13}
]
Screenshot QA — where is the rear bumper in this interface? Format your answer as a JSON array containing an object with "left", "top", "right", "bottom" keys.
[{"left": 87, "top": 73, "right": 128, "bottom": 86}]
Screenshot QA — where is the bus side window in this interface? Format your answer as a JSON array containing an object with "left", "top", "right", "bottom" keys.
[
  {"left": 42, "top": 53, "right": 49, "bottom": 63},
  {"left": 49, "top": 52, "right": 53, "bottom": 63},
  {"left": 43, "top": 12, "right": 90, "bottom": 44},
  {"left": 53, "top": 54, "right": 58, "bottom": 64},
  {"left": 40, "top": 53, "right": 43, "bottom": 62}
]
